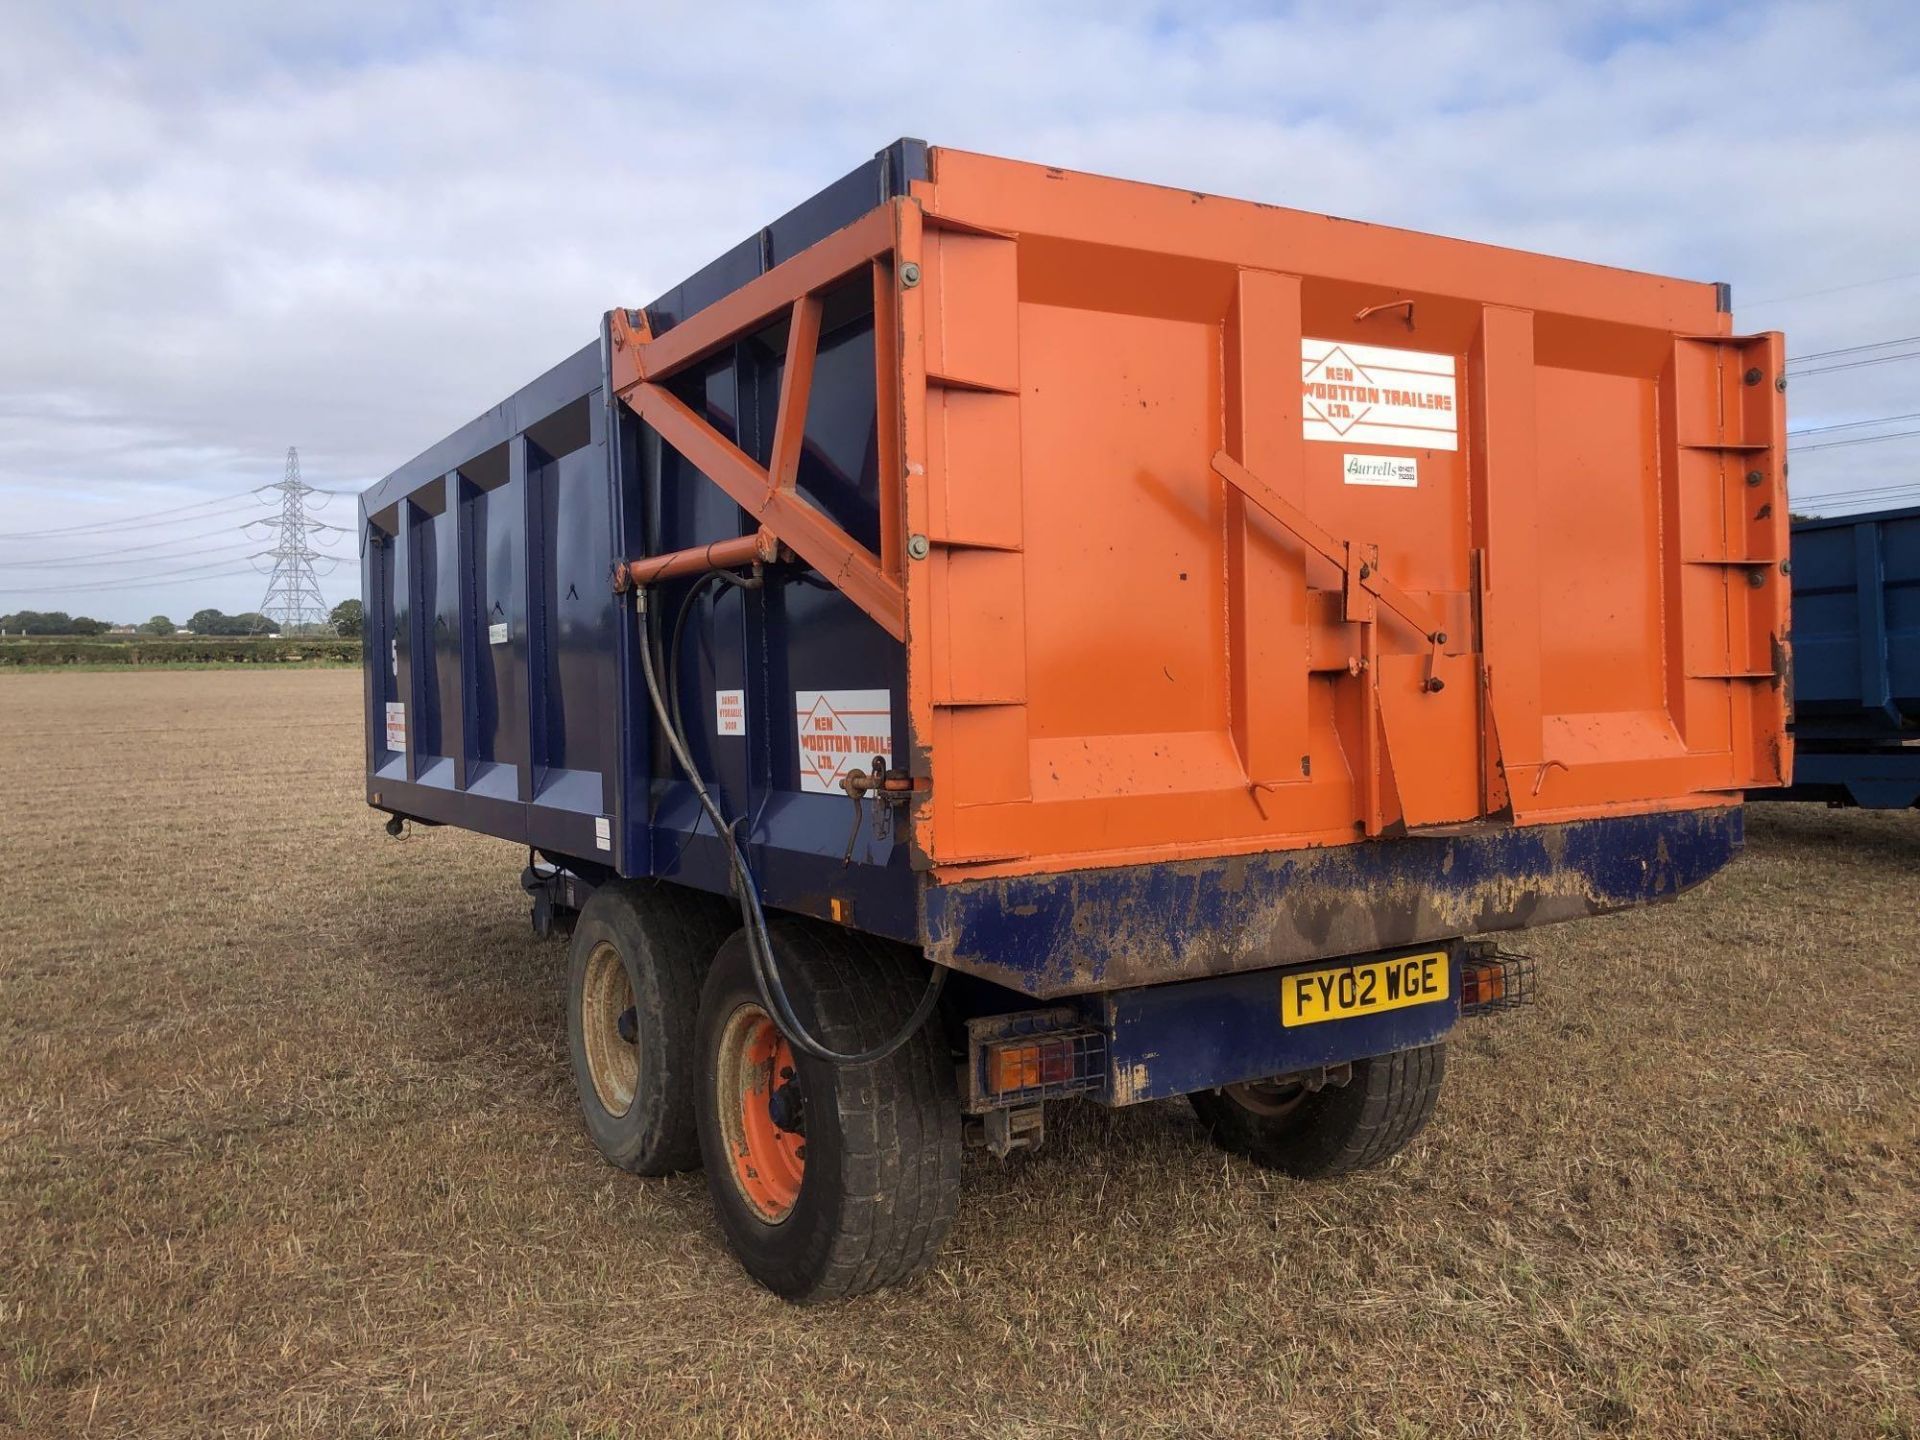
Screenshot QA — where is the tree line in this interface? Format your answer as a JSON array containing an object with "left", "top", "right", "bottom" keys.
[{"left": 2, "top": 599, "right": 363, "bottom": 638}]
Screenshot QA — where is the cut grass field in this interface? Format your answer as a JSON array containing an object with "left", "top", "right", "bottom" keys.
[{"left": 1, "top": 670, "right": 1915, "bottom": 1439}]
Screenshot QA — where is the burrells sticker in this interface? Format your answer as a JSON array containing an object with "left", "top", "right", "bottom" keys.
[
  {"left": 795, "top": 690, "right": 893, "bottom": 795},
  {"left": 1343, "top": 454, "right": 1419, "bottom": 488},
  {"left": 1302, "top": 339, "right": 1457, "bottom": 451}
]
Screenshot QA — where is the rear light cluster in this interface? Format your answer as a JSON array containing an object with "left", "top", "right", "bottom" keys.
[
  {"left": 966, "top": 1019, "right": 1107, "bottom": 1109},
  {"left": 1459, "top": 944, "right": 1535, "bottom": 1016}
]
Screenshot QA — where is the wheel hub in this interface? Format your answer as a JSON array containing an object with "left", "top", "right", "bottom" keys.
[
  {"left": 715, "top": 1005, "right": 807, "bottom": 1222},
  {"left": 1224, "top": 1077, "right": 1308, "bottom": 1119},
  {"left": 767, "top": 1069, "right": 807, "bottom": 1136}
]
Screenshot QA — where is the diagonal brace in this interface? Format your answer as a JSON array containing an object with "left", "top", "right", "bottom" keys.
[
  {"left": 1210, "top": 450, "right": 1445, "bottom": 645},
  {"left": 625, "top": 381, "right": 906, "bottom": 640},
  {"left": 604, "top": 206, "right": 908, "bottom": 642}
]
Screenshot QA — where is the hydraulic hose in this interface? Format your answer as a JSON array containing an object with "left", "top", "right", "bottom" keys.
[{"left": 633, "top": 583, "right": 944, "bottom": 1066}]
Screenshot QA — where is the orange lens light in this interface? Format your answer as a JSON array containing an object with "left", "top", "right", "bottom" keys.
[
  {"left": 1461, "top": 962, "right": 1505, "bottom": 1006},
  {"left": 985, "top": 1037, "right": 1076, "bottom": 1094},
  {"left": 986, "top": 1044, "right": 1038, "bottom": 1094}
]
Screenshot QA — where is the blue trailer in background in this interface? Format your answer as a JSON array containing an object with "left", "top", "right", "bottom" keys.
[{"left": 1761, "top": 505, "right": 1920, "bottom": 809}]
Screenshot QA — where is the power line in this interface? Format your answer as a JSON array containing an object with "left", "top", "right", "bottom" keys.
[
  {"left": 1789, "top": 349, "right": 1920, "bottom": 379},
  {"left": 1791, "top": 426, "right": 1920, "bottom": 454},
  {"left": 1791, "top": 480, "right": 1920, "bottom": 504},
  {"left": 0, "top": 525, "right": 351, "bottom": 570},
  {"left": 1788, "top": 410, "right": 1920, "bottom": 439},
  {"left": 0, "top": 524, "right": 264, "bottom": 563},
  {"left": 0, "top": 561, "right": 270, "bottom": 596},
  {"left": 0, "top": 514, "right": 348, "bottom": 549},
  {"left": 0, "top": 570, "right": 263, "bottom": 599},
  {"left": 0, "top": 538, "right": 265, "bottom": 571},
  {"left": 1788, "top": 488, "right": 1920, "bottom": 512},
  {"left": 1792, "top": 492, "right": 1920, "bottom": 515},
  {"left": 1750, "top": 268, "right": 1920, "bottom": 306},
  {"left": 0, "top": 486, "right": 272, "bottom": 540},
  {"left": 1788, "top": 334, "right": 1920, "bottom": 365},
  {"left": 1797, "top": 474, "right": 1920, "bottom": 496}
]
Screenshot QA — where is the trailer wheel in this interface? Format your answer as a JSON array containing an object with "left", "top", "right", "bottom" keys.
[
  {"left": 565, "top": 880, "right": 735, "bottom": 1176},
  {"left": 694, "top": 921, "right": 960, "bottom": 1302},
  {"left": 1189, "top": 1043, "right": 1446, "bottom": 1178}
]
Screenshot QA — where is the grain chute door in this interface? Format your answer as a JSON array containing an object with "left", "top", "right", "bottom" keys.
[{"left": 1298, "top": 335, "right": 1482, "bottom": 830}]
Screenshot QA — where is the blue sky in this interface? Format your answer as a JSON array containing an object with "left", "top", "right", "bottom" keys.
[{"left": 3, "top": 0, "right": 1919, "bottom": 619}]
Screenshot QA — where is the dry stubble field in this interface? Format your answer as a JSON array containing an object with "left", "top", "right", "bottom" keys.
[{"left": 0, "top": 670, "right": 1916, "bottom": 1439}]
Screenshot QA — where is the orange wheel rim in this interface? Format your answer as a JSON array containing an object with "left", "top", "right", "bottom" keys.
[{"left": 715, "top": 1004, "right": 806, "bottom": 1222}]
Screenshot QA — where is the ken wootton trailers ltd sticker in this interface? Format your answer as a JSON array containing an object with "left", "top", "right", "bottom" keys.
[
  {"left": 795, "top": 690, "right": 894, "bottom": 795},
  {"left": 1302, "top": 339, "right": 1457, "bottom": 451}
]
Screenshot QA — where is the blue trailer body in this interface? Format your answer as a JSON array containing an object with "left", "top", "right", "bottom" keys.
[
  {"left": 1761, "top": 505, "right": 1920, "bottom": 808},
  {"left": 357, "top": 140, "right": 1744, "bottom": 1103},
  {"left": 360, "top": 142, "right": 932, "bottom": 945}
]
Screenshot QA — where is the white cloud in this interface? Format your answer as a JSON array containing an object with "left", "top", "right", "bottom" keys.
[{"left": 2, "top": 0, "right": 1918, "bottom": 617}]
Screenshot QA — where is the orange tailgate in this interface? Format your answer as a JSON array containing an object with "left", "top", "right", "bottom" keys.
[{"left": 896, "top": 149, "right": 1791, "bottom": 876}]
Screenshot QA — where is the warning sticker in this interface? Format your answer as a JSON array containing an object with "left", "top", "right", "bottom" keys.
[
  {"left": 1343, "top": 453, "right": 1419, "bottom": 488},
  {"left": 1302, "top": 339, "right": 1457, "bottom": 451},
  {"left": 715, "top": 689, "right": 745, "bottom": 736},
  {"left": 594, "top": 816, "right": 611, "bottom": 852},
  {"left": 795, "top": 690, "right": 893, "bottom": 795},
  {"left": 384, "top": 701, "right": 406, "bottom": 752}
]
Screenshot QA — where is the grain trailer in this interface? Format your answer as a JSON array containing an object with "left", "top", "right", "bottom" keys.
[{"left": 358, "top": 140, "right": 1791, "bottom": 1300}]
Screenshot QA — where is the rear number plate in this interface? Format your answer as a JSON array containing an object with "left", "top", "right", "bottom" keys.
[{"left": 1280, "top": 951, "right": 1450, "bottom": 1027}]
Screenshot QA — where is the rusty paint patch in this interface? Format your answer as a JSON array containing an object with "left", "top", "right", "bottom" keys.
[{"left": 1112, "top": 1061, "right": 1153, "bottom": 1105}]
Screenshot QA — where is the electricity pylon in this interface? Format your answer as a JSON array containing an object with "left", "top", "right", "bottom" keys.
[{"left": 255, "top": 447, "right": 330, "bottom": 633}]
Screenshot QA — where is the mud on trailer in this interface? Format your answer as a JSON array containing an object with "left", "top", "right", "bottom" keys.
[{"left": 359, "top": 141, "right": 1790, "bottom": 1301}]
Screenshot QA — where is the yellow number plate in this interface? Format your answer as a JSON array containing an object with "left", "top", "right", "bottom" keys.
[{"left": 1280, "top": 951, "right": 1451, "bottom": 1027}]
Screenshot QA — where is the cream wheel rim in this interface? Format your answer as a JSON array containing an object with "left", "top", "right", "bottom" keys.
[{"left": 581, "top": 941, "right": 638, "bottom": 1117}]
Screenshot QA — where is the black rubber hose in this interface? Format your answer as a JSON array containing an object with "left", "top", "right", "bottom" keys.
[
  {"left": 633, "top": 585, "right": 944, "bottom": 1065},
  {"left": 665, "top": 568, "right": 726, "bottom": 742},
  {"left": 668, "top": 566, "right": 765, "bottom": 743}
]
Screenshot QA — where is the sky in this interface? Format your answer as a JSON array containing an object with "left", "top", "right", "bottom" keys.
[{"left": 3, "top": 0, "right": 1919, "bottom": 622}]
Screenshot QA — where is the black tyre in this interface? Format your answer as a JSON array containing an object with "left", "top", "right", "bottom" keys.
[
  {"left": 566, "top": 879, "right": 736, "bottom": 1176},
  {"left": 694, "top": 920, "right": 960, "bottom": 1303},
  {"left": 1189, "top": 1043, "right": 1446, "bottom": 1178}
]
